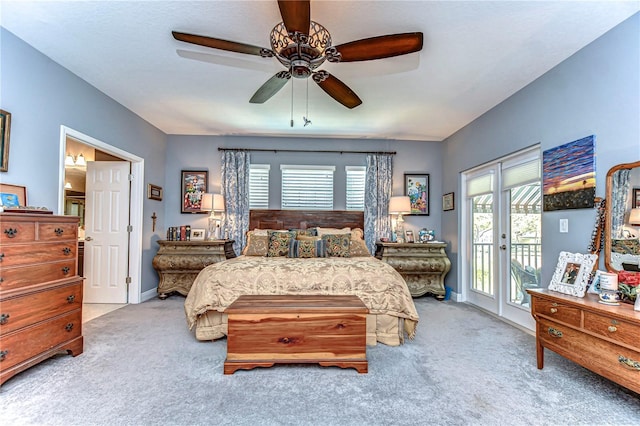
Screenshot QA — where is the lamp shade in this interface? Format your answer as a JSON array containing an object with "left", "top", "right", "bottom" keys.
[
  {"left": 389, "top": 196, "right": 411, "bottom": 214},
  {"left": 200, "top": 193, "right": 213, "bottom": 211},
  {"left": 630, "top": 208, "right": 640, "bottom": 226},
  {"left": 212, "top": 194, "right": 225, "bottom": 212}
]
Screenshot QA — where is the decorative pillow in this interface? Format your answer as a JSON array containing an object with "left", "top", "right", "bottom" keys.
[
  {"left": 288, "top": 238, "right": 327, "bottom": 258},
  {"left": 297, "top": 235, "right": 321, "bottom": 242},
  {"left": 322, "top": 233, "right": 351, "bottom": 257},
  {"left": 350, "top": 228, "right": 364, "bottom": 241},
  {"left": 350, "top": 238, "right": 371, "bottom": 257},
  {"left": 290, "top": 228, "right": 317, "bottom": 238},
  {"left": 316, "top": 227, "right": 351, "bottom": 236},
  {"left": 242, "top": 231, "right": 269, "bottom": 256},
  {"left": 267, "top": 231, "right": 295, "bottom": 257},
  {"left": 253, "top": 229, "right": 270, "bottom": 236}
]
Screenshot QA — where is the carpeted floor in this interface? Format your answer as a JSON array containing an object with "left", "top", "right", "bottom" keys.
[{"left": 1, "top": 296, "right": 638, "bottom": 426}]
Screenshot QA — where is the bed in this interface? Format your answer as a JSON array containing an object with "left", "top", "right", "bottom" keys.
[{"left": 184, "top": 210, "right": 419, "bottom": 346}]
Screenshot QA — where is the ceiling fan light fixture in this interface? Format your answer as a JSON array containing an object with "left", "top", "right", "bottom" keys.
[{"left": 270, "top": 21, "right": 332, "bottom": 77}]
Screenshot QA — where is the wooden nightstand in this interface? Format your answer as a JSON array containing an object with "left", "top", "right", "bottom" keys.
[
  {"left": 152, "top": 240, "right": 235, "bottom": 299},
  {"left": 375, "top": 242, "right": 451, "bottom": 299}
]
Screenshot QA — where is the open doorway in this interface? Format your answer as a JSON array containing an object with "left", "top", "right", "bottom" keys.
[{"left": 58, "top": 126, "right": 144, "bottom": 307}]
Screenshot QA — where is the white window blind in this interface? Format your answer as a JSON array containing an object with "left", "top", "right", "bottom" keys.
[
  {"left": 467, "top": 171, "right": 495, "bottom": 197},
  {"left": 502, "top": 157, "right": 541, "bottom": 190},
  {"left": 281, "top": 165, "right": 335, "bottom": 210},
  {"left": 346, "top": 166, "right": 366, "bottom": 211},
  {"left": 249, "top": 164, "right": 270, "bottom": 209}
]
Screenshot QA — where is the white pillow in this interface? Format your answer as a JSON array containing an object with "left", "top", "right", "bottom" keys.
[{"left": 316, "top": 227, "right": 351, "bottom": 236}]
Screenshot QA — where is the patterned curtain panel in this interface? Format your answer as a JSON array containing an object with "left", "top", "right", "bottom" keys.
[
  {"left": 221, "top": 150, "right": 251, "bottom": 255},
  {"left": 364, "top": 154, "right": 393, "bottom": 253},
  {"left": 611, "top": 169, "right": 630, "bottom": 238}
]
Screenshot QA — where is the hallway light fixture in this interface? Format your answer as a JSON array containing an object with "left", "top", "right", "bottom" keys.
[{"left": 65, "top": 153, "right": 87, "bottom": 168}]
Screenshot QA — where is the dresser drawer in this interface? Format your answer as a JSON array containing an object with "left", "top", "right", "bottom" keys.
[
  {"left": 0, "top": 309, "right": 82, "bottom": 371},
  {"left": 0, "top": 281, "right": 82, "bottom": 335},
  {"left": 583, "top": 311, "right": 640, "bottom": 350},
  {"left": 38, "top": 222, "right": 78, "bottom": 242},
  {"left": 538, "top": 318, "right": 640, "bottom": 394},
  {"left": 0, "top": 260, "right": 77, "bottom": 292},
  {"left": 532, "top": 298, "right": 581, "bottom": 327},
  {"left": 0, "top": 221, "right": 36, "bottom": 243},
  {"left": 0, "top": 242, "right": 77, "bottom": 267}
]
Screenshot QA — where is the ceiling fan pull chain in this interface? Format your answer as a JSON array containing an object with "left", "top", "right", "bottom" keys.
[
  {"left": 304, "top": 79, "right": 311, "bottom": 127},
  {"left": 290, "top": 78, "right": 294, "bottom": 127}
]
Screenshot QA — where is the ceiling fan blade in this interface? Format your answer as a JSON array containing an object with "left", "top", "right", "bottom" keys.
[
  {"left": 172, "top": 31, "right": 271, "bottom": 56},
  {"left": 333, "top": 32, "right": 423, "bottom": 62},
  {"left": 277, "top": 0, "right": 310, "bottom": 34},
  {"left": 250, "top": 72, "right": 292, "bottom": 104},
  {"left": 312, "top": 71, "right": 362, "bottom": 109}
]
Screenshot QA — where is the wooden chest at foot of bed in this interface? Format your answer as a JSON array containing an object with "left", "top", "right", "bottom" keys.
[{"left": 224, "top": 295, "right": 368, "bottom": 374}]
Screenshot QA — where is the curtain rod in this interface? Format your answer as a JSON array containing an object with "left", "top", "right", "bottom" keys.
[{"left": 218, "top": 147, "right": 396, "bottom": 155}]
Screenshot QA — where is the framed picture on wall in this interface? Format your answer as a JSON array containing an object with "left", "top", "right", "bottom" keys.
[
  {"left": 633, "top": 188, "right": 640, "bottom": 208},
  {"left": 181, "top": 170, "right": 208, "bottom": 214},
  {"left": 404, "top": 173, "right": 429, "bottom": 215},
  {"left": 147, "top": 184, "right": 163, "bottom": 201},
  {"left": 0, "top": 109, "right": 11, "bottom": 172},
  {"left": 443, "top": 192, "right": 454, "bottom": 211}
]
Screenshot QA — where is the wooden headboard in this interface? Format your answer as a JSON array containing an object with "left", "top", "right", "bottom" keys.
[{"left": 249, "top": 210, "right": 364, "bottom": 231}]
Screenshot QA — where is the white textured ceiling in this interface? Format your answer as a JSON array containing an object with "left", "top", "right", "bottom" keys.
[{"left": 2, "top": 1, "right": 639, "bottom": 141}]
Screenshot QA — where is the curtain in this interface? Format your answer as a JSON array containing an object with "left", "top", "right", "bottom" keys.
[
  {"left": 221, "top": 150, "right": 250, "bottom": 255},
  {"left": 364, "top": 154, "right": 393, "bottom": 253},
  {"left": 611, "top": 169, "right": 630, "bottom": 238}
]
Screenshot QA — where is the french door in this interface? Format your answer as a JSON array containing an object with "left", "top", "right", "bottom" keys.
[{"left": 463, "top": 147, "right": 541, "bottom": 330}]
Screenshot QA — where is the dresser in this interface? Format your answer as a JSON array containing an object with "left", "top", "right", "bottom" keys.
[
  {"left": 375, "top": 242, "right": 451, "bottom": 299},
  {"left": 0, "top": 213, "right": 83, "bottom": 386},
  {"left": 528, "top": 289, "right": 640, "bottom": 394},
  {"left": 152, "top": 240, "right": 236, "bottom": 299}
]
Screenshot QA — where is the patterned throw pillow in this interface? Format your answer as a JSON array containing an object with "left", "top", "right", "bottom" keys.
[
  {"left": 322, "top": 233, "right": 351, "bottom": 257},
  {"left": 267, "top": 231, "right": 295, "bottom": 257},
  {"left": 242, "top": 231, "right": 269, "bottom": 256},
  {"left": 291, "top": 228, "right": 317, "bottom": 238},
  {"left": 288, "top": 239, "right": 327, "bottom": 258},
  {"left": 350, "top": 238, "right": 371, "bottom": 257}
]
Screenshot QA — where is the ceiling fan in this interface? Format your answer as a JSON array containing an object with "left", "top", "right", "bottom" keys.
[{"left": 172, "top": 0, "right": 423, "bottom": 109}]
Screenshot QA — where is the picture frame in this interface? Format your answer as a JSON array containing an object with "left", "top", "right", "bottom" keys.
[
  {"left": 181, "top": 170, "right": 207, "bottom": 214},
  {"left": 0, "top": 183, "right": 26, "bottom": 207},
  {"left": 443, "top": 192, "right": 454, "bottom": 211},
  {"left": 147, "top": 184, "right": 163, "bottom": 201},
  {"left": 0, "top": 109, "right": 11, "bottom": 172},
  {"left": 404, "top": 173, "right": 429, "bottom": 215},
  {"left": 548, "top": 251, "right": 598, "bottom": 297},
  {"left": 190, "top": 228, "right": 206, "bottom": 241},
  {"left": 404, "top": 230, "right": 415, "bottom": 243},
  {"left": 633, "top": 188, "right": 640, "bottom": 209}
]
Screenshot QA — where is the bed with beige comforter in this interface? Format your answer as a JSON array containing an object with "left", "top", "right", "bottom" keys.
[{"left": 184, "top": 255, "right": 419, "bottom": 346}]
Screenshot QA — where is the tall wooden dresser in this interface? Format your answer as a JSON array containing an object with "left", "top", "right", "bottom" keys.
[
  {"left": 0, "top": 213, "right": 83, "bottom": 386},
  {"left": 528, "top": 289, "right": 639, "bottom": 394}
]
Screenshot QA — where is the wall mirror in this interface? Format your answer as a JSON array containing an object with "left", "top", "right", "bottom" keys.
[{"left": 604, "top": 160, "right": 640, "bottom": 272}]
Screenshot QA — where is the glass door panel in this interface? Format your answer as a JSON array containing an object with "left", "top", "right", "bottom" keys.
[{"left": 472, "top": 194, "right": 494, "bottom": 295}]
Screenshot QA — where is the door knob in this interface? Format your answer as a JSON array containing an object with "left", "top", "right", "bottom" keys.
[
  {"left": 85, "top": 236, "right": 93, "bottom": 241},
  {"left": 499, "top": 245, "right": 506, "bottom": 250}
]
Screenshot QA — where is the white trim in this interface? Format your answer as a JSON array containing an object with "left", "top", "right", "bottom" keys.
[{"left": 59, "top": 125, "right": 144, "bottom": 304}]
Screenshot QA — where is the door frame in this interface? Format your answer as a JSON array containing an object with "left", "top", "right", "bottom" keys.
[{"left": 58, "top": 125, "right": 145, "bottom": 304}]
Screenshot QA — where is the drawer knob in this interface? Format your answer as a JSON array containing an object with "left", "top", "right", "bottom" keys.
[
  {"left": 3, "top": 228, "right": 17, "bottom": 238},
  {"left": 0, "top": 313, "right": 9, "bottom": 325},
  {"left": 608, "top": 326, "right": 617, "bottom": 333},
  {"left": 55, "top": 228, "right": 64, "bottom": 236},
  {"left": 63, "top": 247, "right": 72, "bottom": 255},
  {"left": 0, "top": 350, "right": 8, "bottom": 362},
  {"left": 618, "top": 355, "right": 640, "bottom": 371},
  {"left": 547, "top": 327, "right": 563, "bottom": 338},
  {"left": 62, "top": 266, "right": 71, "bottom": 275},
  {"left": 65, "top": 323, "right": 74, "bottom": 332},
  {"left": 67, "top": 295, "right": 75, "bottom": 303},
  {"left": 550, "top": 308, "right": 558, "bottom": 314}
]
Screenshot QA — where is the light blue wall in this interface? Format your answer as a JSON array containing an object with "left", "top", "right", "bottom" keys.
[
  {"left": 442, "top": 13, "right": 640, "bottom": 293},
  {"left": 0, "top": 28, "right": 168, "bottom": 294},
  {"left": 164, "top": 135, "right": 443, "bottom": 237}
]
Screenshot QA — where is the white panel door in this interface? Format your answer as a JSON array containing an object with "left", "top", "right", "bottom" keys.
[{"left": 84, "top": 161, "right": 130, "bottom": 303}]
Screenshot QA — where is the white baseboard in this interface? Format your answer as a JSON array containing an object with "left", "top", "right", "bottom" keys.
[{"left": 139, "top": 287, "right": 158, "bottom": 303}]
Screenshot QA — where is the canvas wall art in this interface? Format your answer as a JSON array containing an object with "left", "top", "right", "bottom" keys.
[{"left": 543, "top": 135, "right": 595, "bottom": 211}]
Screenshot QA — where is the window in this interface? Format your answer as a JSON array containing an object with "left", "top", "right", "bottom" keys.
[
  {"left": 249, "top": 164, "right": 270, "bottom": 209},
  {"left": 281, "top": 165, "right": 335, "bottom": 210},
  {"left": 346, "top": 166, "right": 366, "bottom": 211}
]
